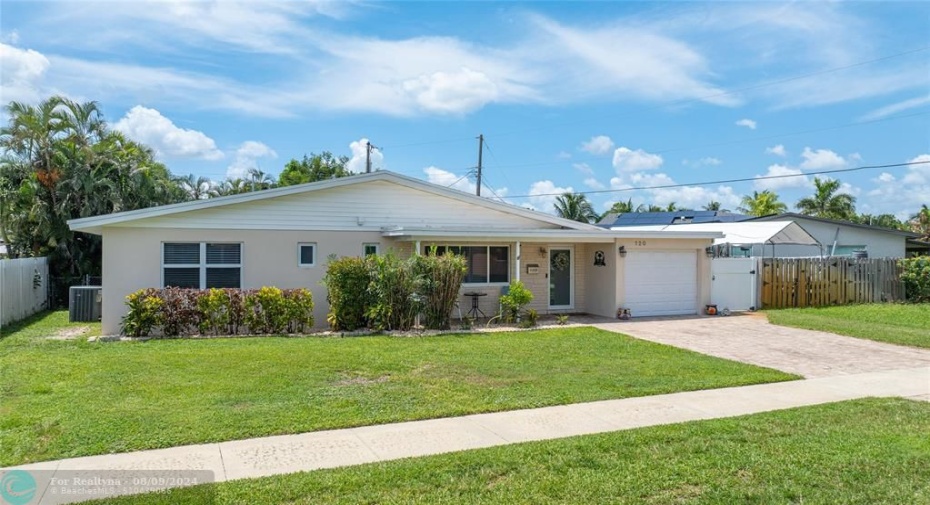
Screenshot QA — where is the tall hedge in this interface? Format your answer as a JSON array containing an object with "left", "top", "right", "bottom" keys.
[
  {"left": 322, "top": 256, "right": 372, "bottom": 331},
  {"left": 412, "top": 252, "right": 467, "bottom": 329},
  {"left": 900, "top": 257, "right": 930, "bottom": 302},
  {"left": 323, "top": 251, "right": 468, "bottom": 332},
  {"left": 120, "top": 287, "right": 313, "bottom": 337}
]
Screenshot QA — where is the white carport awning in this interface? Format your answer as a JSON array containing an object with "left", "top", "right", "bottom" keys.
[{"left": 610, "top": 221, "right": 819, "bottom": 246}]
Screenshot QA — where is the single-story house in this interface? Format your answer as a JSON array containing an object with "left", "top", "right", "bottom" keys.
[
  {"left": 68, "top": 171, "right": 722, "bottom": 334},
  {"left": 750, "top": 213, "right": 917, "bottom": 258}
]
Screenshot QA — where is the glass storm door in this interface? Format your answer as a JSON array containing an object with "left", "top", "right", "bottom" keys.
[{"left": 549, "top": 247, "right": 573, "bottom": 308}]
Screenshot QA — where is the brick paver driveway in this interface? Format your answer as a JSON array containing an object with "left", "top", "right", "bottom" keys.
[{"left": 593, "top": 313, "right": 930, "bottom": 378}]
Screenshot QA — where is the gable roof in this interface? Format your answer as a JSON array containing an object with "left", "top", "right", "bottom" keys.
[
  {"left": 609, "top": 221, "right": 818, "bottom": 246},
  {"left": 68, "top": 170, "right": 604, "bottom": 234},
  {"left": 750, "top": 213, "right": 918, "bottom": 238},
  {"left": 597, "top": 210, "right": 750, "bottom": 227}
]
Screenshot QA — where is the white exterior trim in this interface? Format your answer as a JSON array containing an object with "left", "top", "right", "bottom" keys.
[
  {"left": 160, "top": 241, "right": 243, "bottom": 289},
  {"left": 297, "top": 243, "right": 317, "bottom": 268}
]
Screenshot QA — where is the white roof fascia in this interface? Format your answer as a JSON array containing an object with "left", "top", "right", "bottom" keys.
[
  {"left": 68, "top": 171, "right": 600, "bottom": 233},
  {"left": 383, "top": 227, "right": 722, "bottom": 242}
]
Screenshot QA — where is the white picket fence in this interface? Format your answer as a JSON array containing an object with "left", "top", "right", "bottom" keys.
[{"left": 0, "top": 257, "right": 49, "bottom": 328}]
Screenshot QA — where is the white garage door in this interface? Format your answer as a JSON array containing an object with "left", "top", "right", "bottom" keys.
[{"left": 624, "top": 250, "right": 698, "bottom": 317}]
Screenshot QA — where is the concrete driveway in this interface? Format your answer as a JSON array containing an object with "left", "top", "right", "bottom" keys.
[{"left": 593, "top": 313, "right": 930, "bottom": 378}]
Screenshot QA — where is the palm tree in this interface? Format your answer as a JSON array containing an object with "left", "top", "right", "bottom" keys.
[
  {"left": 738, "top": 190, "right": 788, "bottom": 217},
  {"left": 911, "top": 204, "right": 930, "bottom": 241},
  {"left": 703, "top": 201, "right": 721, "bottom": 211},
  {"left": 554, "top": 192, "right": 597, "bottom": 223},
  {"left": 604, "top": 198, "right": 644, "bottom": 214},
  {"left": 247, "top": 168, "right": 275, "bottom": 191},
  {"left": 176, "top": 174, "right": 213, "bottom": 200},
  {"left": 796, "top": 177, "right": 856, "bottom": 220}
]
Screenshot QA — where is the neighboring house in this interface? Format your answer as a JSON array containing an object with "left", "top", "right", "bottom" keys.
[
  {"left": 750, "top": 213, "right": 917, "bottom": 258},
  {"left": 598, "top": 210, "right": 749, "bottom": 227},
  {"left": 68, "top": 171, "right": 722, "bottom": 334}
]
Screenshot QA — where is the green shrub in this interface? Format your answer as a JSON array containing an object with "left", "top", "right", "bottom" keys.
[
  {"left": 900, "top": 257, "right": 930, "bottom": 302},
  {"left": 245, "top": 286, "right": 289, "bottom": 334},
  {"left": 121, "top": 287, "right": 314, "bottom": 337},
  {"left": 160, "top": 287, "right": 200, "bottom": 337},
  {"left": 556, "top": 314, "right": 569, "bottom": 325},
  {"left": 500, "top": 280, "right": 534, "bottom": 323},
  {"left": 322, "top": 256, "right": 371, "bottom": 331},
  {"left": 366, "top": 253, "right": 419, "bottom": 331},
  {"left": 197, "top": 288, "right": 230, "bottom": 336},
  {"left": 120, "top": 288, "right": 163, "bottom": 338},
  {"left": 283, "top": 288, "right": 315, "bottom": 333},
  {"left": 521, "top": 308, "right": 539, "bottom": 328},
  {"left": 413, "top": 251, "right": 467, "bottom": 330}
]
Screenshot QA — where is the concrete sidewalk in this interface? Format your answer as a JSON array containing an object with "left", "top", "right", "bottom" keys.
[{"left": 6, "top": 366, "right": 929, "bottom": 504}]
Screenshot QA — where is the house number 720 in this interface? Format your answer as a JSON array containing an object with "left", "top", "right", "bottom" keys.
[{"left": 634, "top": 240, "right": 647, "bottom": 246}]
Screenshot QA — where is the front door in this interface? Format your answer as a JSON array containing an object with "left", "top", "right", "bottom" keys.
[{"left": 549, "top": 247, "right": 573, "bottom": 309}]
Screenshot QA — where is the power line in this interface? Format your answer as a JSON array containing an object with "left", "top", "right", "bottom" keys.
[
  {"left": 377, "top": 136, "right": 475, "bottom": 150},
  {"left": 486, "top": 45, "right": 930, "bottom": 137},
  {"left": 445, "top": 169, "right": 475, "bottom": 189},
  {"left": 482, "top": 110, "right": 930, "bottom": 171},
  {"left": 502, "top": 160, "right": 929, "bottom": 199},
  {"left": 481, "top": 138, "right": 515, "bottom": 192}
]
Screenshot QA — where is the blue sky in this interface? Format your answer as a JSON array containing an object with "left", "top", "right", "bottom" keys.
[{"left": 2, "top": 1, "right": 928, "bottom": 218}]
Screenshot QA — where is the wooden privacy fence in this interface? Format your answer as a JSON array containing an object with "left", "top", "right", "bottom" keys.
[
  {"left": 0, "top": 257, "right": 49, "bottom": 327},
  {"left": 761, "top": 257, "right": 903, "bottom": 309}
]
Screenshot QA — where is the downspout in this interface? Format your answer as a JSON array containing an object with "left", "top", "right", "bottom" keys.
[
  {"left": 515, "top": 241, "right": 521, "bottom": 282},
  {"left": 415, "top": 240, "right": 421, "bottom": 256},
  {"left": 830, "top": 227, "right": 840, "bottom": 257}
]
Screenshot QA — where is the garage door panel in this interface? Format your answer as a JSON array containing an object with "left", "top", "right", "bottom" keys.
[{"left": 624, "top": 251, "right": 697, "bottom": 317}]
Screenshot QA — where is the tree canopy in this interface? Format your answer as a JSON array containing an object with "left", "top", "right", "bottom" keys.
[
  {"left": 553, "top": 192, "right": 597, "bottom": 223},
  {"left": 796, "top": 177, "right": 856, "bottom": 220},
  {"left": 278, "top": 152, "right": 352, "bottom": 187},
  {"left": 738, "top": 190, "right": 788, "bottom": 217},
  {"left": 0, "top": 96, "right": 188, "bottom": 301}
]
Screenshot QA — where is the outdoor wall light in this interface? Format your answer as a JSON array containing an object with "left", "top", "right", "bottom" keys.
[
  {"left": 705, "top": 246, "right": 715, "bottom": 258},
  {"left": 617, "top": 246, "right": 627, "bottom": 257},
  {"left": 539, "top": 247, "right": 547, "bottom": 256}
]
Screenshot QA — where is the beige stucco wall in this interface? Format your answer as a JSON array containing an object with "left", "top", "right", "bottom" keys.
[
  {"left": 101, "top": 227, "right": 402, "bottom": 334},
  {"left": 100, "top": 228, "right": 713, "bottom": 334}
]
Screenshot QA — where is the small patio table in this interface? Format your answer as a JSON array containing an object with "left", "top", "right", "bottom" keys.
[{"left": 463, "top": 292, "right": 488, "bottom": 318}]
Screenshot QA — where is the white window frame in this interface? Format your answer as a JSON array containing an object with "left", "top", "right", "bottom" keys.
[
  {"left": 298, "top": 242, "right": 317, "bottom": 268},
  {"left": 363, "top": 243, "right": 380, "bottom": 256},
  {"left": 423, "top": 244, "right": 510, "bottom": 286},
  {"left": 161, "top": 242, "right": 242, "bottom": 289}
]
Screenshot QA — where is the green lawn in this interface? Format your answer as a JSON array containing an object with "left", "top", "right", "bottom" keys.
[
  {"left": 93, "top": 398, "right": 930, "bottom": 505},
  {"left": 0, "top": 311, "right": 795, "bottom": 466},
  {"left": 766, "top": 303, "right": 930, "bottom": 349}
]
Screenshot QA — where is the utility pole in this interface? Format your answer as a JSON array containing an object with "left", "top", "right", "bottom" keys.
[
  {"left": 476, "top": 134, "right": 483, "bottom": 196},
  {"left": 365, "top": 141, "right": 372, "bottom": 173}
]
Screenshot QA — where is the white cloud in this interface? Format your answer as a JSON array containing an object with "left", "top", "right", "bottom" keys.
[
  {"left": 527, "top": 180, "right": 573, "bottom": 214},
  {"left": 612, "top": 147, "right": 663, "bottom": 172},
  {"left": 583, "top": 178, "right": 605, "bottom": 190},
  {"left": 609, "top": 176, "right": 631, "bottom": 190},
  {"left": 573, "top": 163, "right": 594, "bottom": 175},
  {"left": 347, "top": 138, "right": 383, "bottom": 173},
  {"left": 735, "top": 118, "right": 757, "bottom": 130},
  {"left": 424, "top": 166, "right": 474, "bottom": 193},
  {"left": 113, "top": 106, "right": 223, "bottom": 160},
  {"left": 422, "top": 166, "right": 508, "bottom": 200},
  {"left": 861, "top": 94, "right": 930, "bottom": 121},
  {"left": 864, "top": 154, "right": 930, "bottom": 219},
  {"left": 622, "top": 171, "right": 740, "bottom": 209},
  {"left": 683, "top": 157, "right": 721, "bottom": 167},
  {"left": 765, "top": 144, "right": 787, "bottom": 157},
  {"left": 753, "top": 164, "right": 811, "bottom": 191},
  {"left": 0, "top": 43, "right": 50, "bottom": 103},
  {"left": 580, "top": 135, "right": 615, "bottom": 155},
  {"left": 799, "top": 147, "right": 847, "bottom": 170},
  {"left": 227, "top": 141, "right": 277, "bottom": 179},
  {"left": 557, "top": 151, "right": 572, "bottom": 160},
  {"left": 402, "top": 67, "right": 501, "bottom": 115}
]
